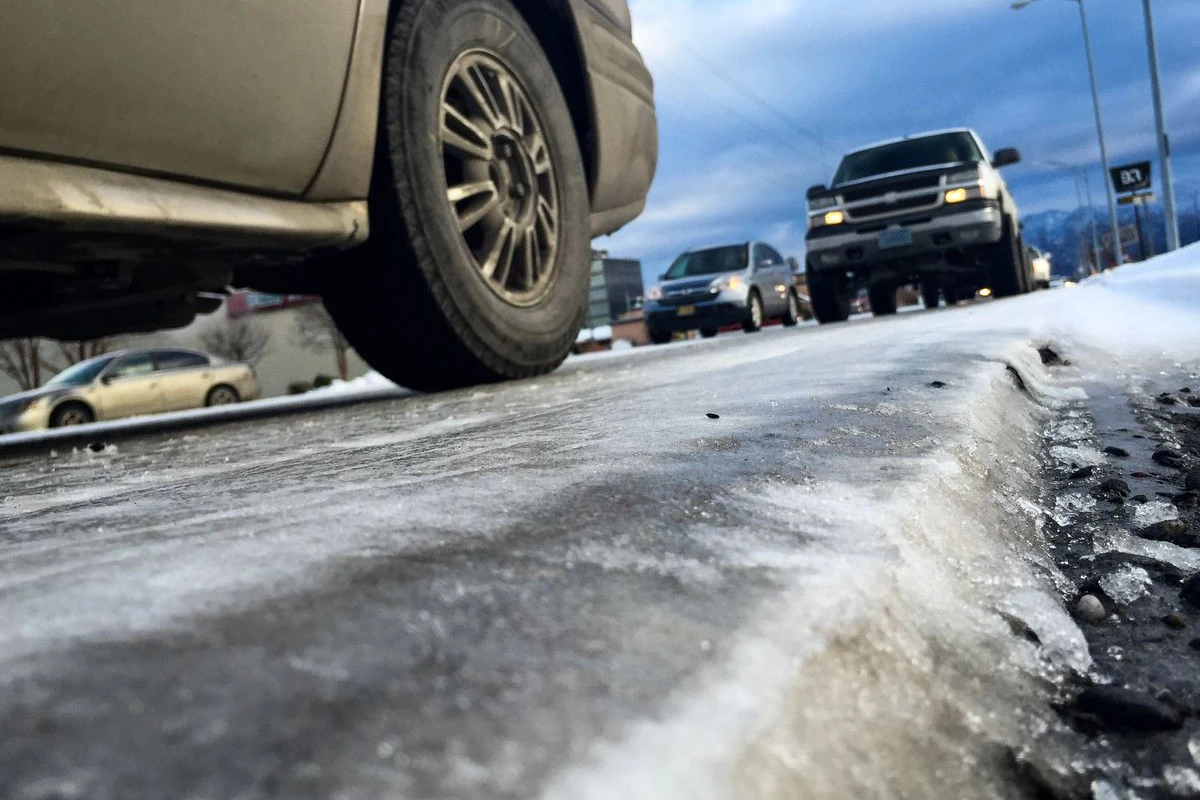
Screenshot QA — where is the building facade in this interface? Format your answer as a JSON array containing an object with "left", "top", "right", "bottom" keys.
[{"left": 587, "top": 253, "right": 645, "bottom": 329}]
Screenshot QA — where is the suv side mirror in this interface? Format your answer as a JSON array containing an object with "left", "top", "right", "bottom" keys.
[
  {"left": 787, "top": 257, "right": 800, "bottom": 273},
  {"left": 992, "top": 148, "right": 1021, "bottom": 168},
  {"left": 806, "top": 184, "right": 828, "bottom": 200}
]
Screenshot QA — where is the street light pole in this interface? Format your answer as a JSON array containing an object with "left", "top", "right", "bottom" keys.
[
  {"left": 1141, "top": 0, "right": 1180, "bottom": 252},
  {"left": 1013, "top": 0, "right": 1124, "bottom": 266}
]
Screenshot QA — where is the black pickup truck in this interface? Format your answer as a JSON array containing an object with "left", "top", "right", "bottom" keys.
[{"left": 804, "top": 129, "right": 1033, "bottom": 322}]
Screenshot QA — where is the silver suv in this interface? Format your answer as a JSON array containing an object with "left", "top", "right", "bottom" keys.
[{"left": 644, "top": 243, "right": 803, "bottom": 343}]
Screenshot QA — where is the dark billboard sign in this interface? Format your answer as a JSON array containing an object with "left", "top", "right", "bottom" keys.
[{"left": 1110, "top": 162, "right": 1152, "bottom": 194}]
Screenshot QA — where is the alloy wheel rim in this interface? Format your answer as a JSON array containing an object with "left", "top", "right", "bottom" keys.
[
  {"left": 59, "top": 409, "right": 88, "bottom": 426},
  {"left": 752, "top": 296, "right": 763, "bottom": 327},
  {"left": 440, "top": 50, "right": 560, "bottom": 307},
  {"left": 211, "top": 389, "right": 236, "bottom": 406}
]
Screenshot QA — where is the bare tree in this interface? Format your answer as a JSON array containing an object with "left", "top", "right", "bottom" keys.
[
  {"left": 58, "top": 339, "right": 115, "bottom": 367},
  {"left": 0, "top": 340, "right": 58, "bottom": 391},
  {"left": 294, "top": 302, "right": 351, "bottom": 380},
  {"left": 200, "top": 318, "right": 272, "bottom": 365}
]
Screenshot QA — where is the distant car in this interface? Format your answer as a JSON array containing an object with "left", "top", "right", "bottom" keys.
[
  {"left": 1027, "top": 247, "right": 1052, "bottom": 290},
  {"left": 0, "top": 348, "right": 259, "bottom": 433},
  {"left": 644, "top": 243, "right": 803, "bottom": 344}
]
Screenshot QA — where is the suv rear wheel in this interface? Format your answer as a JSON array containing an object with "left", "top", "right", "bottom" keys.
[
  {"left": 808, "top": 269, "right": 850, "bottom": 325},
  {"left": 322, "top": 0, "right": 591, "bottom": 392},
  {"left": 742, "top": 291, "right": 765, "bottom": 333}
]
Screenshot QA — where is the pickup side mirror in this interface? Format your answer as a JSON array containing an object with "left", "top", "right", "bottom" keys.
[
  {"left": 806, "top": 184, "right": 828, "bottom": 200},
  {"left": 992, "top": 148, "right": 1021, "bottom": 168}
]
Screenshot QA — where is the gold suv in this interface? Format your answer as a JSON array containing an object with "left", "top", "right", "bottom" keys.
[
  {"left": 0, "top": 0, "right": 657, "bottom": 391},
  {"left": 0, "top": 349, "right": 260, "bottom": 433}
]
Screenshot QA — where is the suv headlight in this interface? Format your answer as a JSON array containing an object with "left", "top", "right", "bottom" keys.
[
  {"left": 711, "top": 275, "right": 746, "bottom": 292},
  {"left": 646, "top": 286, "right": 663, "bottom": 302}
]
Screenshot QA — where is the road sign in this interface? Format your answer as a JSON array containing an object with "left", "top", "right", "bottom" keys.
[{"left": 1111, "top": 161, "right": 1152, "bottom": 194}]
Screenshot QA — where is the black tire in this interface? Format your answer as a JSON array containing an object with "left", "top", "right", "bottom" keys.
[
  {"left": 50, "top": 402, "right": 95, "bottom": 428},
  {"left": 808, "top": 268, "right": 851, "bottom": 325},
  {"left": 780, "top": 290, "right": 801, "bottom": 327},
  {"left": 322, "top": 0, "right": 591, "bottom": 392},
  {"left": 920, "top": 282, "right": 940, "bottom": 310},
  {"left": 700, "top": 328, "right": 719, "bottom": 339},
  {"left": 205, "top": 385, "right": 241, "bottom": 407},
  {"left": 987, "top": 218, "right": 1025, "bottom": 298},
  {"left": 649, "top": 329, "right": 672, "bottom": 346},
  {"left": 742, "top": 291, "right": 765, "bottom": 333},
  {"left": 869, "top": 284, "right": 898, "bottom": 316}
]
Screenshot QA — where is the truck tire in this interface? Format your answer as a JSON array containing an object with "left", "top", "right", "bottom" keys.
[
  {"left": 869, "top": 285, "right": 898, "bottom": 316},
  {"left": 987, "top": 219, "right": 1025, "bottom": 299},
  {"left": 649, "top": 328, "right": 672, "bottom": 345},
  {"left": 700, "top": 328, "right": 719, "bottom": 339},
  {"left": 921, "top": 283, "right": 940, "bottom": 310},
  {"left": 808, "top": 269, "right": 850, "bottom": 325},
  {"left": 321, "top": 0, "right": 591, "bottom": 392}
]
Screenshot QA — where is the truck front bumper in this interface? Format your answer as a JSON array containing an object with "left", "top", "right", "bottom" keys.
[{"left": 806, "top": 204, "right": 1003, "bottom": 272}]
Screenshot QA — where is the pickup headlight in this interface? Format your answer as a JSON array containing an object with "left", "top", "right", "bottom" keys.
[
  {"left": 945, "top": 168, "right": 980, "bottom": 185},
  {"left": 646, "top": 286, "right": 663, "bottom": 302},
  {"left": 711, "top": 275, "right": 746, "bottom": 292},
  {"left": 808, "top": 195, "right": 839, "bottom": 212}
]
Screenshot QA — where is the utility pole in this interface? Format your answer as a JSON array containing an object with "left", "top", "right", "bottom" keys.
[{"left": 1141, "top": 0, "right": 1180, "bottom": 252}]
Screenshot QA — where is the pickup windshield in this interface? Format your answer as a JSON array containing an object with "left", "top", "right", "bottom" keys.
[
  {"left": 833, "top": 132, "right": 983, "bottom": 186},
  {"left": 664, "top": 245, "right": 748, "bottom": 280}
]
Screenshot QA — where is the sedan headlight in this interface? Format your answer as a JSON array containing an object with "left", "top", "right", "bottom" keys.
[
  {"left": 646, "top": 286, "right": 663, "bottom": 302},
  {"left": 711, "top": 275, "right": 746, "bottom": 292}
]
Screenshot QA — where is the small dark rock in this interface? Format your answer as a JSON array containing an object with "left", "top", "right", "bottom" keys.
[
  {"left": 1164, "top": 613, "right": 1189, "bottom": 630},
  {"left": 1177, "top": 492, "right": 1200, "bottom": 510},
  {"left": 87, "top": 442, "right": 107, "bottom": 453},
  {"left": 1191, "top": 639, "right": 1200, "bottom": 652},
  {"left": 1183, "top": 388, "right": 1194, "bottom": 394},
  {"left": 1159, "top": 394, "right": 1180, "bottom": 406},
  {"left": 1183, "top": 575, "right": 1200, "bottom": 609},
  {"left": 1069, "top": 466, "right": 1096, "bottom": 480},
  {"left": 929, "top": 381, "right": 947, "bottom": 389},
  {"left": 1104, "top": 446, "right": 1131, "bottom": 458},
  {"left": 706, "top": 413, "right": 721, "bottom": 420},
  {"left": 1186, "top": 470, "right": 1200, "bottom": 493},
  {"left": 1067, "top": 685, "right": 1185, "bottom": 733},
  {"left": 1094, "top": 478, "right": 1132, "bottom": 500},
  {"left": 1154, "top": 449, "right": 1186, "bottom": 469},
  {"left": 1139, "top": 519, "right": 1195, "bottom": 547},
  {"left": 1131, "top": 472, "right": 1152, "bottom": 479},
  {"left": 1132, "top": 495, "right": 1150, "bottom": 504},
  {"left": 1188, "top": 396, "right": 1200, "bottom": 408}
]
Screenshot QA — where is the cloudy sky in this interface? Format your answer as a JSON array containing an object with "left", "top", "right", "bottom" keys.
[{"left": 599, "top": 0, "right": 1200, "bottom": 279}]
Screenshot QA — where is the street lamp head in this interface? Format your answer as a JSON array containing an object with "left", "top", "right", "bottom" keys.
[{"left": 1011, "top": 0, "right": 1035, "bottom": 9}]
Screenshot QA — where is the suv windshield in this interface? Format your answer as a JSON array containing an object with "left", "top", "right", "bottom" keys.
[
  {"left": 833, "top": 132, "right": 983, "bottom": 186},
  {"left": 664, "top": 245, "right": 748, "bottom": 280},
  {"left": 44, "top": 355, "right": 118, "bottom": 388}
]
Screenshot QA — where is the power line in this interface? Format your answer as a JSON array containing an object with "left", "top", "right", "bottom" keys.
[{"left": 655, "top": 33, "right": 832, "bottom": 173}]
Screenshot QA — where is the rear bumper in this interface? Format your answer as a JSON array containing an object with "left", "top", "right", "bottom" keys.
[
  {"left": 646, "top": 301, "right": 746, "bottom": 333},
  {"left": 572, "top": 1, "right": 659, "bottom": 236},
  {"left": 806, "top": 204, "right": 1003, "bottom": 273}
]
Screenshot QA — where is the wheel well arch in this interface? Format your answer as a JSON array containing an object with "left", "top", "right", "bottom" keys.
[
  {"left": 50, "top": 398, "right": 95, "bottom": 422},
  {"left": 506, "top": 0, "right": 597, "bottom": 194}
]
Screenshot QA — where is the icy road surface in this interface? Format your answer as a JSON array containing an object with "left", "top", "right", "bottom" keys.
[{"left": 0, "top": 256, "right": 1197, "bottom": 800}]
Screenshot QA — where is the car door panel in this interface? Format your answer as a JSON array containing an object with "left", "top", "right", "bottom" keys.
[{"left": 0, "top": 0, "right": 360, "bottom": 194}]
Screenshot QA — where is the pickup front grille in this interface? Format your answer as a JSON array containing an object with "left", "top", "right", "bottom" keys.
[
  {"left": 850, "top": 193, "right": 940, "bottom": 219},
  {"left": 840, "top": 174, "right": 942, "bottom": 204}
]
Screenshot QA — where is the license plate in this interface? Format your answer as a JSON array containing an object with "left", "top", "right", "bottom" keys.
[
  {"left": 879, "top": 228, "right": 913, "bottom": 249},
  {"left": 677, "top": 305, "right": 696, "bottom": 317}
]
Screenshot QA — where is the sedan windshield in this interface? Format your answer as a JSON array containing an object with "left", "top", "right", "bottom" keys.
[
  {"left": 664, "top": 245, "right": 748, "bottom": 280},
  {"left": 833, "top": 132, "right": 983, "bottom": 186},
  {"left": 44, "top": 355, "right": 118, "bottom": 388}
]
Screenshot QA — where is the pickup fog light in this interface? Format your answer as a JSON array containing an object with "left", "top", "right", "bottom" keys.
[
  {"left": 945, "top": 188, "right": 969, "bottom": 204},
  {"left": 978, "top": 287, "right": 994, "bottom": 298},
  {"left": 824, "top": 210, "right": 845, "bottom": 226}
]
